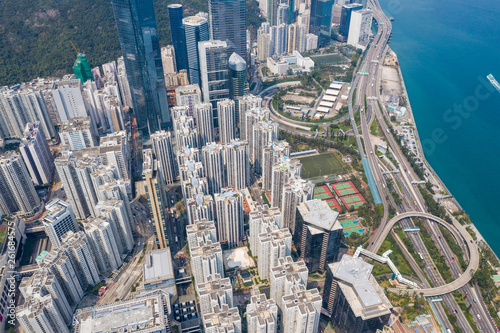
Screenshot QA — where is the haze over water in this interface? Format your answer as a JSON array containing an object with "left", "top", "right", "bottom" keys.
[{"left": 378, "top": 0, "right": 500, "bottom": 253}]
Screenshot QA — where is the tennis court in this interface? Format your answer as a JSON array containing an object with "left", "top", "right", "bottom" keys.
[
  {"left": 325, "top": 198, "right": 342, "bottom": 212},
  {"left": 300, "top": 153, "right": 344, "bottom": 179},
  {"left": 339, "top": 217, "right": 365, "bottom": 237},
  {"left": 340, "top": 194, "right": 366, "bottom": 210},
  {"left": 313, "top": 185, "right": 334, "bottom": 200},
  {"left": 330, "top": 181, "right": 359, "bottom": 197}
]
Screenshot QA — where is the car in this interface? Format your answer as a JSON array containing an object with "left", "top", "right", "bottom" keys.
[
  {"left": 465, "top": 291, "right": 468, "bottom": 296},
  {"left": 473, "top": 299, "right": 477, "bottom": 303},
  {"left": 477, "top": 314, "right": 481, "bottom": 319}
]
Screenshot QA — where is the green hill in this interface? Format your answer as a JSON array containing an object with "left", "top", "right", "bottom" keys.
[{"left": 0, "top": 0, "right": 262, "bottom": 86}]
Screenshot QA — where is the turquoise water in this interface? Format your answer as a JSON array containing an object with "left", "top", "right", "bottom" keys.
[{"left": 378, "top": 0, "right": 500, "bottom": 253}]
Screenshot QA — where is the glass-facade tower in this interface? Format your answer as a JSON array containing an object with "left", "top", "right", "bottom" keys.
[
  {"left": 168, "top": 4, "right": 188, "bottom": 71},
  {"left": 208, "top": 0, "right": 247, "bottom": 60},
  {"left": 111, "top": 0, "right": 170, "bottom": 133},
  {"left": 183, "top": 16, "right": 210, "bottom": 87},
  {"left": 228, "top": 52, "right": 248, "bottom": 125},
  {"left": 311, "top": 0, "right": 335, "bottom": 46}
]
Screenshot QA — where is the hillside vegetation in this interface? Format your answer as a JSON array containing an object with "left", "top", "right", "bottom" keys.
[{"left": 0, "top": 0, "right": 263, "bottom": 86}]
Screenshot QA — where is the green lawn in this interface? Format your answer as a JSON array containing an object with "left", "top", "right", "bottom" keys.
[
  {"left": 374, "top": 233, "right": 418, "bottom": 279},
  {"left": 299, "top": 153, "right": 344, "bottom": 179},
  {"left": 310, "top": 53, "right": 348, "bottom": 66}
]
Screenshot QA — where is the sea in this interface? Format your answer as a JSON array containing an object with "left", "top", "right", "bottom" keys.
[{"left": 377, "top": 0, "right": 500, "bottom": 254}]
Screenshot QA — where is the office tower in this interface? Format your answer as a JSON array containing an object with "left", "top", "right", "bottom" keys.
[
  {"left": 310, "top": 0, "right": 335, "bottom": 46},
  {"left": 282, "top": 285, "right": 322, "bottom": 333},
  {"left": 151, "top": 130, "right": 177, "bottom": 184},
  {"left": 247, "top": 294, "right": 278, "bottom": 333},
  {"left": 191, "top": 239, "right": 224, "bottom": 285},
  {"left": 251, "top": 120, "right": 279, "bottom": 173},
  {"left": 186, "top": 193, "right": 214, "bottom": 225},
  {"left": 238, "top": 95, "right": 264, "bottom": 141},
  {"left": 305, "top": 33, "right": 319, "bottom": 50},
  {"left": 202, "top": 143, "right": 225, "bottom": 194},
  {"left": 168, "top": 4, "right": 188, "bottom": 71},
  {"left": 208, "top": 0, "right": 246, "bottom": 59},
  {"left": 184, "top": 15, "right": 210, "bottom": 86},
  {"left": 17, "top": 295, "right": 70, "bottom": 333},
  {"left": 111, "top": 0, "right": 170, "bottom": 132},
  {"left": 228, "top": 53, "right": 248, "bottom": 121},
  {"left": 75, "top": 154, "right": 100, "bottom": 217},
  {"left": 0, "top": 151, "right": 40, "bottom": 214},
  {"left": 281, "top": 177, "right": 314, "bottom": 232},
  {"left": 60, "top": 231, "right": 101, "bottom": 288},
  {"left": 186, "top": 219, "right": 217, "bottom": 249},
  {"left": 19, "top": 122, "right": 54, "bottom": 186},
  {"left": 324, "top": 255, "right": 392, "bottom": 332},
  {"left": 214, "top": 188, "right": 243, "bottom": 248},
  {"left": 176, "top": 84, "right": 202, "bottom": 117},
  {"left": 347, "top": 9, "right": 373, "bottom": 50},
  {"left": 143, "top": 149, "right": 170, "bottom": 249},
  {"left": 193, "top": 102, "right": 214, "bottom": 146},
  {"left": 339, "top": 4, "right": 363, "bottom": 39},
  {"left": 55, "top": 151, "right": 89, "bottom": 219},
  {"left": 224, "top": 139, "right": 249, "bottom": 190},
  {"left": 116, "top": 56, "right": 133, "bottom": 109},
  {"left": 73, "top": 53, "right": 93, "bottom": 84},
  {"left": 198, "top": 40, "right": 230, "bottom": 117},
  {"left": 99, "top": 130, "right": 131, "bottom": 180},
  {"left": 297, "top": 199, "right": 343, "bottom": 273},
  {"left": 96, "top": 200, "right": 134, "bottom": 253},
  {"left": 257, "top": 27, "right": 271, "bottom": 61},
  {"left": 42, "top": 199, "right": 78, "bottom": 248},
  {"left": 217, "top": 99, "right": 236, "bottom": 143},
  {"left": 270, "top": 256, "right": 308, "bottom": 311},
  {"left": 331, "top": 4, "right": 343, "bottom": 25},
  {"left": 161, "top": 45, "right": 177, "bottom": 75},
  {"left": 270, "top": 24, "right": 288, "bottom": 57},
  {"left": 85, "top": 216, "right": 122, "bottom": 272},
  {"left": 203, "top": 304, "right": 241, "bottom": 333},
  {"left": 197, "top": 274, "right": 233, "bottom": 315},
  {"left": 271, "top": 158, "right": 302, "bottom": 208},
  {"left": 262, "top": 140, "right": 291, "bottom": 191},
  {"left": 257, "top": 225, "right": 292, "bottom": 280},
  {"left": 249, "top": 204, "right": 282, "bottom": 256}
]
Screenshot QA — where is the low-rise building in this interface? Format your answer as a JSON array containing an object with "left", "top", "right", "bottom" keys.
[{"left": 143, "top": 248, "right": 176, "bottom": 296}]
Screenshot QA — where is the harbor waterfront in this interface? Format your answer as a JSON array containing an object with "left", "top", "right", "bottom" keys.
[{"left": 379, "top": 0, "right": 500, "bottom": 255}]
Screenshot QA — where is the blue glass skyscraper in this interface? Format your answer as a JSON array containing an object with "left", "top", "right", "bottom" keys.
[
  {"left": 183, "top": 15, "right": 209, "bottom": 87},
  {"left": 208, "top": 0, "right": 247, "bottom": 60},
  {"left": 168, "top": 4, "right": 188, "bottom": 71},
  {"left": 311, "top": 0, "right": 335, "bottom": 46},
  {"left": 111, "top": 0, "right": 170, "bottom": 133}
]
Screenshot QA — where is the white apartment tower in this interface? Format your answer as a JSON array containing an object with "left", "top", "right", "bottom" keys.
[
  {"left": 262, "top": 140, "right": 291, "bottom": 191},
  {"left": 99, "top": 130, "right": 131, "bottom": 181},
  {"left": 238, "top": 95, "right": 263, "bottom": 141},
  {"left": 84, "top": 217, "right": 122, "bottom": 272},
  {"left": 176, "top": 84, "right": 202, "bottom": 117},
  {"left": 186, "top": 219, "right": 217, "bottom": 249},
  {"left": 58, "top": 117, "right": 97, "bottom": 150},
  {"left": 347, "top": 9, "right": 373, "bottom": 51},
  {"left": 214, "top": 188, "right": 244, "bottom": 248},
  {"left": 270, "top": 256, "right": 309, "bottom": 311},
  {"left": 42, "top": 199, "right": 79, "bottom": 248},
  {"left": 251, "top": 120, "right": 279, "bottom": 173},
  {"left": 190, "top": 239, "right": 224, "bottom": 285},
  {"left": 246, "top": 294, "right": 278, "bottom": 333},
  {"left": 249, "top": 204, "right": 282, "bottom": 256},
  {"left": 75, "top": 154, "right": 100, "bottom": 217},
  {"left": 217, "top": 99, "right": 236, "bottom": 144},
  {"left": 202, "top": 143, "right": 225, "bottom": 194},
  {"left": 19, "top": 122, "right": 54, "bottom": 186},
  {"left": 271, "top": 158, "right": 302, "bottom": 209},
  {"left": 281, "top": 178, "right": 314, "bottom": 232},
  {"left": 186, "top": 193, "right": 215, "bottom": 225},
  {"left": 257, "top": 225, "right": 292, "bottom": 280},
  {"left": 203, "top": 304, "right": 242, "bottom": 333},
  {"left": 151, "top": 130, "right": 177, "bottom": 184},
  {"left": 224, "top": 139, "right": 249, "bottom": 190},
  {"left": 282, "top": 285, "right": 322, "bottom": 333},
  {"left": 197, "top": 274, "right": 233, "bottom": 316},
  {"left": 193, "top": 102, "right": 214, "bottom": 146},
  {"left": 95, "top": 200, "right": 135, "bottom": 254},
  {"left": 161, "top": 45, "right": 177, "bottom": 75}
]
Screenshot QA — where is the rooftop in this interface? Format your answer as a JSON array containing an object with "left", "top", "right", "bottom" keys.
[
  {"left": 143, "top": 248, "right": 174, "bottom": 283},
  {"left": 298, "top": 199, "right": 341, "bottom": 232}
]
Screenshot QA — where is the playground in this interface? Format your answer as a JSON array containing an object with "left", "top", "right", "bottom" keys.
[
  {"left": 339, "top": 217, "right": 365, "bottom": 237},
  {"left": 300, "top": 153, "right": 344, "bottom": 179},
  {"left": 325, "top": 198, "right": 342, "bottom": 212},
  {"left": 330, "top": 181, "right": 359, "bottom": 197},
  {"left": 340, "top": 193, "right": 366, "bottom": 210},
  {"left": 313, "top": 185, "right": 334, "bottom": 200}
]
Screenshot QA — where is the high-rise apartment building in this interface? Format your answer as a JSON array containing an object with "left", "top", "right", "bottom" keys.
[
  {"left": 197, "top": 273, "right": 233, "bottom": 315},
  {"left": 183, "top": 15, "right": 210, "bottom": 86},
  {"left": 297, "top": 199, "right": 343, "bottom": 273},
  {"left": 262, "top": 140, "right": 291, "bottom": 191},
  {"left": 249, "top": 204, "right": 282, "bottom": 256},
  {"left": 281, "top": 177, "right": 314, "bottom": 231},
  {"left": 186, "top": 219, "right": 217, "bottom": 249},
  {"left": 270, "top": 256, "right": 309, "bottom": 311},
  {"left": 0, "top": 151, "right": 41, "bottom": 215},
  {"left": 193, "top": 102, "right": 214, "bottom": 146},
  {"left": 143, "top": 149, "right": 170, "bottom": 249},
  {"left": 208, "top": 0, "right": 247, "bottom": 59},
  {"left": 257, "top": 26, "right": 271, "bottom": 61},
  {"left": 95, "top": 200, "right": 135, "bottom": 254},
  {"left": 58, "top": 117, "right": 97, "bottom": 150},
  {"left": 202, "top": 143, "right": 225, "bottom": 194},
  {"left": 19, "top": 122, "right": 54, "bottom": 186},
  {"left": 186, "top": 193, "right": 215, "bottom": 225},
  {"left": 168, "top": 4, "right": 188, "bottom": 71},
  {"left": 17, "top": 295, "right": 70, "bottom": 333},
  {"left": 116, "top": 56, "right": 133, "bottom": 109},
  {"left": 269, "top": 24, "right": 288, "bottom": 57},
  {"left": 161, "top": 45, "right": 177, "bottom": 75},
  {"left": 99, "top": 130, "right": 131, "bottom": 181},
  {"left": 191, "top": 239, "right": 224, "bottom": 285},
  {"left": 203, "top": 304, "right": 242, "bottom": 333},
  {"left": 84, "top": 216, "right": 122, "bottom": 272},
  {"left": 224, "top": 139, "right": 249, "bottom": 190},
  {"left": 111, "top": 0, "right": 170, "bottom": 132},
  {"left": 47, "top": 79, "right": 89, "bottom": 123},
  {"left": 257, "top": 225, "right": 292, "bottom": 280},
  {"left": 151, "top": 130, "right": 177, "bottom": 184},
  {"left": 251, "top": 120, "right": 279, "bottom": 173},
  {"left": 271, "top": 157, "right": 302, "bottom": 208},
  {"left": 175, "top": 84, "right": 202, "bottom": 117},
  {"left": 217, "top": 99, "right": 236, "bottom": 144},
  {"left": 246, "top": 294, "right": 278, "bottom": 333},
  {"left": 43, "top": 199, "right": 79, "bottom": 248},
  {"left": 282, "top": 285, "right": 322, "bottom": 333},
  {"left": 347, "top": 9, "right": 373, "bottom": 50},
  {"left": 214, "top": 188, "right": 244, "bottom": 248},
  {"left": 75, "top": 154, "right": 100, "bottom": 217},
  {"left": 239, "top": 95, "right": 264, "bottom": 141}
]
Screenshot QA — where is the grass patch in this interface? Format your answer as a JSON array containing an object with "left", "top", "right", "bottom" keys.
[
  {"left": 374, "top": 233, "right": 417, "bottom": 278},
  {"left": 310, "top": 53, "right": 347, "bottom": 66},
  {"left": 261, "top": 193, "right": 270, "bottom": 206},
  {"left": 299, "top": 153, "right": 345, "bottom": 179}
]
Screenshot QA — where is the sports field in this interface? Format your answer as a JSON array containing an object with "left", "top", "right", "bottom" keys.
[
  {"left": 330, "top": 181, "right": 359, "bottom": 197},
  {"left": 300, "top": 153, "right": 344, "bottom": 179},
  {"left": 339, "top": 217, "right": 365, "bottom": 237},
  {"left": 310, "top": 53, "right": 347, "bottom": 65},
  {"left": 340, "top": 194, "right": 366, "bottom": 210},
  {"left": 325, "top": 198, "right": 342, "bottom": 212},
  {"left": 313, "top": 185, "right": 334, "bottom": 200}
]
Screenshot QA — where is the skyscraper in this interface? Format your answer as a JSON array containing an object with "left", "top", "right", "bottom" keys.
[
  {"left": 339, "top": 3, "right": 363, "bottom": 40},
  {"left": 214, "top": 188, "right": 244, "bottom": 248},
  {"left": 151, "top": 130, "right": 177, "bottom": 184},
  {"left": 246, "top": 294, "right": 278, "bottom": 333},
  {"left": 19, "top": 122, "right": 54, "bottom": 186},
  {"left": 201, "top": 143, "right": 225, "bottom": 194},
  {"left": 282, "top": 285, "right": 322, "bottom": 333},
  {"left": 228, "top": 52, "right": 248, "bottom": 122},
  {"left": 193, "top": 103, "right": 214, "bottom": 146},
  {"left": 168, "top": 4, "right": 188, "bottom": 71},
  {"left": 183, "top": 15, "right": 210, "bottom": 87},
  {"left": 310, "top": 0, "right": 335, "bottom": 46},
  {"left": 209, "top": 0, "right": 247, "bottom": 59},
  {"left": 217, "top": 99, "right": 236, "bottom": 144},
  {"left": 224, "top": 139, "right": 249, "bottom": 191},
  {"left": 347, "top": 9, "right": 373, "bottom": 50},
  {"left": 111, "top": 0, "right": 170, "bottom": 132},
  {"left": 73, "top": 53, "right": 93, "bottom": 84},
  {"left": 42, "top": 199, "right": 79, "bottom": 248}
]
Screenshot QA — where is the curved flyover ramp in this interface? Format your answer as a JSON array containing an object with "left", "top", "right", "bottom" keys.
[{"left": 372, "top": 211, "right": 479, "bottom": 296}]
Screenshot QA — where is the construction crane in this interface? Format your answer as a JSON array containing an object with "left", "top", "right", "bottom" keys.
[{"left": 70, "top": 40, "right": 79, "bottom": 54}]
